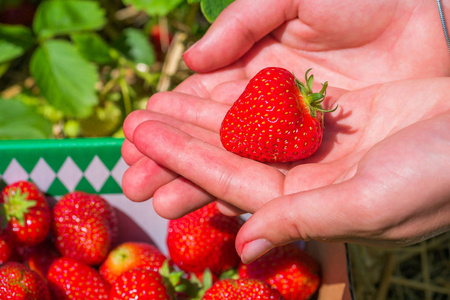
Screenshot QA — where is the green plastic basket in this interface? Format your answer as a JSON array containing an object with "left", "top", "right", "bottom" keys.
[{"left": 0, "top": 138, "right": 125, "bottom": 195}]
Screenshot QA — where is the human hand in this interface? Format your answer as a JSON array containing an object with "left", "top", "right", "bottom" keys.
[
  {"left": 183, "top": 0, "right": 450, "bottom": 89},
  {"left": 122, "top": 0, "right": 450, "bottom": 206},
  {"left": 123, "top": 77, "right": 450, "bottom": 263}
]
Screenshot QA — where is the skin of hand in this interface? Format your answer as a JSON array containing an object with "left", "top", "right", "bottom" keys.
[
  {"left": 124, "top": 77, "right": 450, "bottom": 263},
  {"left": 121, "top": 0, "right": 450, "bottom": 262}
]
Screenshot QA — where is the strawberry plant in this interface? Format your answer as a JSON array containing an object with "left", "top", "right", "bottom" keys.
[{"left": 0, "top": 0, "right": 235, "bottom": 139}]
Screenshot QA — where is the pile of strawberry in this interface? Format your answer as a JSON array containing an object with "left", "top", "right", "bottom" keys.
[{"left": 0, "top": 181, "right": 321, "bottom": 299}]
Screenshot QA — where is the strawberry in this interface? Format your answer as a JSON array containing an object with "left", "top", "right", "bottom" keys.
[
  {"left": 19, "top": 239, "right": 61, "bottom": 281},
  {"left": 238, "top": 243, "right": 321, "bottom": 300},
  {"left": 99, "top": 241, "right": 170, "bottom": 285},
  {"left": 1, "top": 181, "right": 51, "bottom": 246},
  {"left": 47, "top": 256, "right": 110, "bottom": 299},
  {"left": 0, "top": 228, "right": 14, "bottom": 263},
  {"left": 52, "top": 191, "right": 117, "bottom": 265},
  {"left": 149, "top": 24, "right": 173, "bottom": 60},
  {"left": 0, "top": 261, "right": 51, "bottom": 300},
  {"left": 110, "top": 268, "right": 174, "bottom": 300},
  {"left": 166, "top": 202, "right": 244, "bottom": 276},
  {"left": 202, "top": 278, "right": 284, "bottom": 300},
  {"left": 220, "top": 67, "right": 336, "bottom": 162},
  {"left": 84, "top": 192, "right": 119, "bottom": 242}
]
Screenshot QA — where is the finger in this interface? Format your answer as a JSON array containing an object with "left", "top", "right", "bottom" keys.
[
  {"left": 132, "top": 120, "right": 285, "bottom": 213},
  {"left": 235, "top": 180, "right": 361, "bottom": 263},
  {"left": 216, "top": 200, "right": 248, "bottom": 216},
  {"left": 173, "top": 67, "right": 248, "bottom": 99},
  {"left": 121, "top": 138, "right": 144, "bottom": 165},
  {"left": 123, "top": 110, "right": 148, "bottom": 143},
  {"left": 124, "top": 109, "right": 222, "bottom": 147},
  {"left": 122, "top": 109, "right": 225, "bottom": 205},
  {"left": 183, "top": 0, "right": 297, "bottom": 72},
  {"left": 152, "top": 178, "right": 216, "bottom": 219},
  {"left": 122, "top": 156, "right": 177, "bottom": 202},
  {"left": 146, "top": 91, "right": 231, "bottom": 133}
]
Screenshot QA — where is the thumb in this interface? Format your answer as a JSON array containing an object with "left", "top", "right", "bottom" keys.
[
  {"left": 236, "top": 180, "right": 360, "bottom": 264},
  {"left": 183, "top": 0, "right": 297, "bottom": 72}
]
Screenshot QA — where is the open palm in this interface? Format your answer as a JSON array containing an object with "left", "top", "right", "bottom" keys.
[{"left": 122, "top": 0, "right": 450, "bottom": 260}]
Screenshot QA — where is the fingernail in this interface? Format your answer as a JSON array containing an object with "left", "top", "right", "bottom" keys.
[
  {"left": 183, "top": 40, "right": 199, "bottom": 57},
  {"left": 241, "top": 239, "right": 273, "bottom": 264}
]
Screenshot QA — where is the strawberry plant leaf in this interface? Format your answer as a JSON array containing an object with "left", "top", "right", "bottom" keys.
[
  {"left": 123, "top": 0, "right": 184, "bottom": 16},
  {"left": 71, "top": 32, "right": 114, "bottom": 65},
  {"left": 114, "top": 28, "right": 155, "bottom": 66},
  {"left": 33, "top": 0, "right": 106, "bottom": 39},
  {"left": 30, "top": 40, "right": 99, "bottom": 118},
  {"left": 200, "top": 0, "right": 234, "bottom": 23},
  {"left": 0, "top": 24, "right": 35, "bottom": 63},
  {"left": 0, "top": 98, "right": 52, "bottom": 140}
]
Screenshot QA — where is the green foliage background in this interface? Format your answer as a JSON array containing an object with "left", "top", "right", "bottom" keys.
[{"left": 0, "top": 0, "right": 234, "bottom": 139}]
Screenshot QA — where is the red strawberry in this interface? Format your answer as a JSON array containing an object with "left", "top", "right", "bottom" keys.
[
  {"left": 84, "top": 192, "right": 119, "bottom": 242},
  {"left": 110, "top": 268, "right": 174, "bottom": 300},
  {"left": 0, "top": 229, "right": 14, "bottom": 263},
  {"left": 0, "top": 261, "right": 51, "bottom": 299},
  {"left": 220, "top": 67, "right": 336, "bottom": 162},
  {"left": 1, "top": 181, "right": 51, "bottom": 245},
  {"left": 52, "top": 191, "right": 117, "bottom": 265},
  {"left": 64, "top": 191, "right": 119, "bottom": 241},
  {"left": 238, "top": 243, "right": 321, "bottom": 300},
  {"left": 47, "top": 256, "right": 110, "bottom": 299},
  {"left": 150, "top": 24, "right": 173, "bottom": 60},
  {"left": 202, "top": 278, "right": 284, "bottom": 300},
  {"left": 99, "top": 241, "right": 170, "bottom": 284},
  {"left": 167, "top": 202, "right": 244, "bottom": 276},
  {"left": 19, "top": 240, "right": 61, "bottom": 281}
]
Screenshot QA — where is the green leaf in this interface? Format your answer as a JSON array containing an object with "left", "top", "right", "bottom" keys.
[
  {"left": 71, "top": 32, "right": 113, "bottom": 65},
  {"left": 114, "top": 28, "right": 155, "bottom": 65},
  {"left": 123, "top": 0, "right": 184, "bottom": 16},
  {"left": 30, "top": 40, "right": 99, "bottom": 118},
  {"left": 33, "top": 0, "right": 106, "bottom": 39},
  {"left": 0, "top": 24, "right": 35, "bottom": 63},
  {"left": 0, "top": 98, "right": 52, "bottom": 140},
  {"left": 187, "top": 0, "right": 201, "bottom": 3},
  {"left": 200, "top": 0, "right": 234, "bottom": 23},
  {"left": 0, "top": 62, "right": 11, "bottom": 79}
]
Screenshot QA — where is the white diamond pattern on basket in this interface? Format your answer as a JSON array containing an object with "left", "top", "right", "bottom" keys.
[
  {"left": 30, "top": 157, "right": 57, "bottom": 192},
  {"left": 111, "top": 157, "right": 127, "bottom": 188},
  {"left": 84, "top": 155, "right": 110, "bottom": 192},
  {"left": 1, "top": 154, "right": 126, "bottom": 195},
  {"left": 2, "top": 158, "right": 29, "bottom": 183},
  {"left": 57, "top": 157, "right": 84, "bottom": 192}
]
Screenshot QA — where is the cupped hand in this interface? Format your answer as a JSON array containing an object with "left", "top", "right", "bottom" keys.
[
  {"left": 123, "top": 76, "right": 450, "bottom": 262},
  {"left": 121, "top": 0, "right": 450, "bottom": 262},
  {"left": 122, "top": 0, "right": 449, "bottom": 204}
]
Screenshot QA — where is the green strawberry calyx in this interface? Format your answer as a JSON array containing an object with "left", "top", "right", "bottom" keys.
[
  {"left": 1, "top": 189, "right": 36, "bottom": 227},
  {"left": 294, "top": 68, "right": 338, "bottom": 122}
]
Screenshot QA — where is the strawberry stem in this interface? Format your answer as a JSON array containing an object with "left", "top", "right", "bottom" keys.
[
  {"left": 2, "top": 189, "right": 36, "bottom": 227},
  {"left": 294, "top": 69, "right": 338, "bottom": 124}
]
